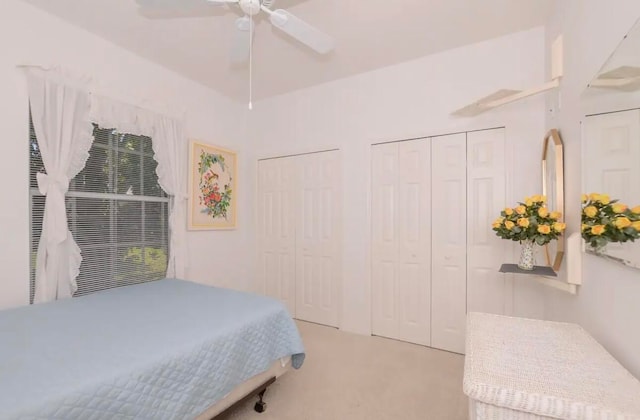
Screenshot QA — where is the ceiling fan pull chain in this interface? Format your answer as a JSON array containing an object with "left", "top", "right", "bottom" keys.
[{"left": 249, "top": 15, "right": 253, "bottom": 110}]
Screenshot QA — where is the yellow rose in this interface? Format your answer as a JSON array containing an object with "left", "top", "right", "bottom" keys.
[
  {"left": 504, "top": 208, "right": 514, "bottom": 216},
  {"left": 525, "top": 197, "right": 533, "bottom": 206},
  {"left": 549, "top": 211, "right": 562, "bottom": 220},
  {"left": 531, "top": 195, "right": 543, "bottom": 203},
  {"left": 515, "top": 205, "right": 527, "bottom": 215},
  {"left": 612, "top": 203, "right": 628, "bottom": 214},
  {"left": 581, "top": 194, "right": 588, "bottom": 203},
  {"left": 598, "top": 194, "right": 611, "bottom": 205},
  {"left": 517, "top": 218, "right": 530, "bottom": 228},
  {"left": 633, "top": 221, "right": 640, "bottom": 231},
  {"left": 553, "top": 222, "right": 567, "bottom": 232},
  {"left": 537, "top": 225, "right": 551, "bottom": 234},
  {"left": 589, "top": 193, "right": 601, "bottom": 202},
  {"left": 582, "top": 223, "right": 589, "bottom": 231},
  {"left": 614, "top": 217, "right": 632, "bottom": 229},
  {"left": 584, "top": 206, "right": 598, "bottom": 218},
  {"left": 540, "top": 195, "right": 547, "bottom": 203},
  {"left": 492, "top": 222, "right": 501, "bottom": 229},
  {"left": 504, "top": 220, "right": 515, "bottom": 230},
  {"left": 538, "top": 207, "right": 549, "bottom": 218},
  {"left": 631, "top": 206, "right": 640, "bottom": 214},
  {"left": 591, "top": 225, "right": 606, "bottom": 235}
]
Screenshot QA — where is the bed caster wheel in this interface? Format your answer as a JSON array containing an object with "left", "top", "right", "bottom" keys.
[{"left": 254, "top": 401, "right": 267, "bottom": 413}]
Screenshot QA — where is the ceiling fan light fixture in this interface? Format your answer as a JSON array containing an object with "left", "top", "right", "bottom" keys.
[{"left": 239, "top": 0, "right": 262, "bottom": 16}]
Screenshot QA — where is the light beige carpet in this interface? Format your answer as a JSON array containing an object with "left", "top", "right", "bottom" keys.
[{"left": 218, "top": 321, "right": 468, "bottom": 420}]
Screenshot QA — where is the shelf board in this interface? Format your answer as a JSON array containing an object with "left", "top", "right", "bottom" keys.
[{"left": 499, "top": 263, "right": 557, "bottom": 277}]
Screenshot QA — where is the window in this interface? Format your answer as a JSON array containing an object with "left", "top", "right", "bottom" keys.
[{"left": 29, "top": 117, "right": 170, "bottom": 302}]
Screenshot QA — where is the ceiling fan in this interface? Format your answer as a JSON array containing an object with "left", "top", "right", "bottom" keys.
[{"left": 135, "top": 0, "right": 336, "bottom": 64}]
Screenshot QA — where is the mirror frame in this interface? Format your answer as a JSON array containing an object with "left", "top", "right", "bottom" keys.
[{"left": 542, "top": 129, "right": 565, "bottom": 271}]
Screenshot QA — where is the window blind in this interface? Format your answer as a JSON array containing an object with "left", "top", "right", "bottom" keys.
[{"left": 29, "top": 118, "right": 169, "bottom": 302}]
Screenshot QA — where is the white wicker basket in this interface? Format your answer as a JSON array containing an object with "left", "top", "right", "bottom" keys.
[{"left": 464, "top": 313, "right": 640, "bottom": 420}]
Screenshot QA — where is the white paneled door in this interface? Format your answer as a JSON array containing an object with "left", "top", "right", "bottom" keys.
[
  {"left": 258, "top": 151, "right": 342, "bottom": 328},
  {"left": 584, "top": 110, "right": 640, "bottom": 263},
  {"left": 257, "top": 158, "right": 296, "bottom": 315},
  {"left": 371, "top": 128, "right": 506, "bottom": 353},
  {"left": 295, "top": 151, "right": 342, "bottom": 328},
  {"left": 372, "top": 140, "right": 431, "bottom": 346},
  {"left": 466, "top": 129, "right": 507, "bottom": 316},
  {"left": 431, "top": 133, "right": 467, "bottom": 354}
]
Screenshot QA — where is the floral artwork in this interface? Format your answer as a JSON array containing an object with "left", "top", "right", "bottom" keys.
[{"left": 189, "top": 142, "right": 237, "bottom": 230}]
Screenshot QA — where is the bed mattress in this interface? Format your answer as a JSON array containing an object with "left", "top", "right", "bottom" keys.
[{"left": 0, "top": 279, "right": 305, "bottom": 419}]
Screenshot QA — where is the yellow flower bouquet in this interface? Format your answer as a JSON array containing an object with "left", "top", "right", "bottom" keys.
[
  {"left": 581, "top": 193, "right": 640, "bottom": 250},
  {"left": 492, "top": 195, "right": 566, "bottom": 246}
]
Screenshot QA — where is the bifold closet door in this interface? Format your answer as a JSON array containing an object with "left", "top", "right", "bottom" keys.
[
  {"left": 584, "top": 110, "right": 640, "bottom": 263},
  {"left": 466, "top": 128, "right": 507, "bottom": 315},
  {"left": 295, "top": 151, "right": 342, "bottom": 328},
  {"left": 430, "top": 133, "right": 467, "bottom": 354},
  {"left": 257, "top": 158, "right": 296, "bottom": 315},
  {"left": 372, "top": 140, "right": 431, "bottom": 346}
]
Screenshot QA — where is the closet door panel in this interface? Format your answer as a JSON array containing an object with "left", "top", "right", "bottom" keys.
[
  {"left": 466, "top": 129, "right": 507, "bottom": 315},
  {"left": 295, "top": 151, "right": 341, "bottom": 327},
  {"left": 397, "top": 139, "right": 431, "bottom": 346},
  {"left": 431, "top": 133, "right": 467, "bottom": 353},
  {"left": 258, "top": 158, "right": 296, "bottom": 315},
  {"left": 584, "top": 110, "right": 640, "bottom": 262},
  {"left": 371, "top": 143, "right": 400, "bottom": 340}
]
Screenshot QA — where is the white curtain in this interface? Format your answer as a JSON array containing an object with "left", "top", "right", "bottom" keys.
[
  {"left": 90, "top": 95, "right": 188, "bottom": 279},
  {"left": 27, "top": 68, "right": 94, "bottom": 303},
  {"left": 152, "top": 117, "right": 188, "bottom": 278}
]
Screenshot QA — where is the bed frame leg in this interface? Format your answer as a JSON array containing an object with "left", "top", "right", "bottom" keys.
[{"left": 254, "top": 388, "right": 267, "bottom": 413}]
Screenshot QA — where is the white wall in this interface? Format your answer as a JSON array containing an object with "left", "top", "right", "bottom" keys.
[
  {"left": 0, "top": 0, "right": 250, "bottom": 309},
  {"left": 544, "top": 1, "right": 640, "bottom": 377},
  {"left": 248, "top": 27, "right": 550, "bottom": 335}
]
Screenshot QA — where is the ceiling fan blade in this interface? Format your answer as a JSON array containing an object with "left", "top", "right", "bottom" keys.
[
  {"left": 269, "top": 9, "right": 334, "bottom": 54},
  {"left": 230, "top": 16, "right": 254, "bottom": 64},
  {"left": 135, "top": 0, "right": 236, "bottom": 10}
]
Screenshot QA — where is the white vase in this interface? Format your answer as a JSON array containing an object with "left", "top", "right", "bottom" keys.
[
  {"left": 588, "top": 242, "right": 608, "bottom": 255},
  {"left": 518, "top": 240, "right": 536, "bottom": 270}
]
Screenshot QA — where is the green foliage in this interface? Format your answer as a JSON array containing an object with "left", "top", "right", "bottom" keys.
[{"left": 122, "top": 246, "right": 168, "bottom": 278}]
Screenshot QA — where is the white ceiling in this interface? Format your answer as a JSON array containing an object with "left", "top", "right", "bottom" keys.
[{"left": 21, "top": 0, "right": 555, "bottom": 101}]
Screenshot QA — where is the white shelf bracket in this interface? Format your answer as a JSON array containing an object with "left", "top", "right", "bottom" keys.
[{"left": 452, "top": 35, "right": 564, "bottom": 117}]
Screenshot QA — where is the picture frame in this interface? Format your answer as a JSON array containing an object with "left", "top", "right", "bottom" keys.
[{"left": 188, "top": 141, "right": 237, "bottom": 230}]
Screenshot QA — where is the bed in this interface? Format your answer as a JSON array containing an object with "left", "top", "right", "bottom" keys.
[{"left": 0, "top": 278, "right": 305, "bottom": 419}]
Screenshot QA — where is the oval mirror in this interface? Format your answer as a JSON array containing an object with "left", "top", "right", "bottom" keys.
[{"left": 542, "top": 129, "right": 565, "bottom": 271}]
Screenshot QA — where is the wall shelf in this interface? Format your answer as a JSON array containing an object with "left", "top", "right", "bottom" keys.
[
  {"left": 499, "top": 263, "right": 578, "bottom": 295},
  {"left": 499, "top": 263, "right": 557, "bottom": 277},
  {"left": 451, "top": 35, "right": 564, "bottom": 117}
]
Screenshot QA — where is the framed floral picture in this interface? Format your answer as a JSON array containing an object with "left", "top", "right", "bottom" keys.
[{"left": 188, "top": 141, "right": 237, "bottom": 230}]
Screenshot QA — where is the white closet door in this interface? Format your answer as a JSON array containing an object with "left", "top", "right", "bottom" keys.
[
  {"left": 431, "top": 133, "right": 467, "bottom": 353},
  {"left": 397, "top": 140, "right": 431, "bottom": 345},
  {"left": 371, "top": 143, "right": 400, "bottom": 340},
  {"left": 584, "top": 110, "right": 640, "bottom": 262},
  {"left": 295, "top": 151, "right": 342, "bottom": 327},
  {"left": 257, "top": 158, "right": 296, "bottom": 315},
  {"left": 372, "top": 140, "right": 431, "bottom": 346},
  {"left": 466, "top": 129, "right": 507, "bottom": 315}
]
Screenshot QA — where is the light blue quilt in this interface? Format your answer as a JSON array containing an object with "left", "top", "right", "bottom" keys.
[{"left": 0, "top": 279, "right": 305, "bottom": 419}]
